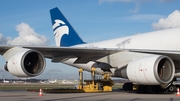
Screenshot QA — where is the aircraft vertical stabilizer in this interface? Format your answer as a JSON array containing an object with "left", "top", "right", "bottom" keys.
[{"left": 50, "top": 7, "right": 85, "bottom": 47}]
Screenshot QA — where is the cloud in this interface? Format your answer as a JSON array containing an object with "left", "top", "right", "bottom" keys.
[
  {"left": 0, "top": 33, "right": 11, "bottom": 45},
  {"left": 152, "top": 10, "right": 180, "bottom": 30},
  {"left": 0, "top": 22, "right": 49, "bottom": 46}
]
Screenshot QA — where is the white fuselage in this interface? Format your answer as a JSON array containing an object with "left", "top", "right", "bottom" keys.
[{"left": 63, "top": 27, "right": 180, "bottom": 77}]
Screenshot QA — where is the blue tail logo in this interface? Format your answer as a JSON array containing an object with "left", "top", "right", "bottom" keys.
[{"left": 50, "top": 7, "right": 85, "bottom": 47}]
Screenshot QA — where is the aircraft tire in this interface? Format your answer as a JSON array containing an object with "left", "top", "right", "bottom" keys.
[
  {"left": 123, "top": 82, "right": 133, "bottom": 91},
  {"left": 146, "top": 86, "right": 153, "bottom": 93},
  {"left": 168, "top": 85, "right": 176, "bottom": 92},
  {"left": 137, "top": 85, "right": 146, "bottom": 93}
]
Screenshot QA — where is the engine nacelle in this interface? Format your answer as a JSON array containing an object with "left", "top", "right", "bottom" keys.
[
  {"left": 127, "top": 55, "right": 175, "bottom": 85},
  {"left": 4, "top": 49, "right": 46, "bottom": 77}
]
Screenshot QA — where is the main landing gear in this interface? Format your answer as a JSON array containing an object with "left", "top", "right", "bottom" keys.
[{"left": 123, "top": 82, "right": 178, "bottom": 93}]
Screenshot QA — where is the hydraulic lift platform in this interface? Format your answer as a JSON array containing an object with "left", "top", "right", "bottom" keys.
[{"left": 78, "top": 68, "right": 114, "bottom": 92}]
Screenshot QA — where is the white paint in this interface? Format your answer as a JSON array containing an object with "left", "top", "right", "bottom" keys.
[{"left": 53, "top": 20, "right": 69, "bottom": 46}]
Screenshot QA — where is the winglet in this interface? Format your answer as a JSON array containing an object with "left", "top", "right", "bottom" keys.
[{"left": 50, "top": 7, "right": 85, "bottom": 47}]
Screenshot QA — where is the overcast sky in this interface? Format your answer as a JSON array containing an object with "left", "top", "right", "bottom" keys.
[{"left": 0, "top": 0, "right": 180, "bottom": 79}]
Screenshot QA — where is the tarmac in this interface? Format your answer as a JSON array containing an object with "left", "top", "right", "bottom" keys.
[{"left": 0, "top": 90, "right": 180, "bottom": 101}]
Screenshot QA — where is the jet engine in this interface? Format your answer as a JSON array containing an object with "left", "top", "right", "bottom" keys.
[
  {"left": 4, "top": 49, "right": 46, "bottom": 77},
  {"left": 126, "top": 55, "right": 175, "bottom": 85}
]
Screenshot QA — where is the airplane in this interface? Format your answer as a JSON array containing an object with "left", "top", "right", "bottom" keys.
[
  {"left": 49, "top": 79, "right": 57, "bottom": 84},
  {"left": 3, "top": 79, "right": 10, "bottom": 83},
  {"left": 62, "top": 79, "right": 74, "bottom": 84},
  {"left": 1, "top": 7, "right": 180, "bottom": 93}
]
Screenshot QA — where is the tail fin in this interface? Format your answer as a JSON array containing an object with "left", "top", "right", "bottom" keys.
[{"left": 50, "top": 7, "right": 85, "bottom": 47}]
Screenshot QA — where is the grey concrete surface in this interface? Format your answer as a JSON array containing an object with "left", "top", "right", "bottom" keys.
[{"left": 0, "top": 90, "right": 180, "bottom": 101}]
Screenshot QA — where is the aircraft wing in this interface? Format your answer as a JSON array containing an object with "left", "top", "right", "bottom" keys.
[
  {"left": 1, "top": 45, "right": 180, "bottom": 63},
  {"left": 130, "top": 49, "right": 180, "bottom": 61},
  {"left": 0, "top": 46, "right": 122, "bottom": 63},
  {"left": 24, "top": 46, "right": 123, "bottom": 63}
]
